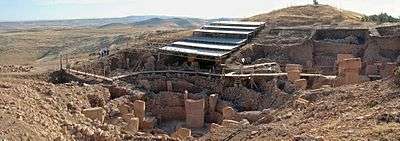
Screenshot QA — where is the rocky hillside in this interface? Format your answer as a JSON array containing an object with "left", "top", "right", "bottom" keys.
[
  {"left": 247, "top": 5, "right": 364, "bottom": 26},
  {"left": 214, "top": 79, "right": 400, "bottom": 140}
]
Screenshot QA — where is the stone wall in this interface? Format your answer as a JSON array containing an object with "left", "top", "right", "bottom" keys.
[
  {"left": 364, "top": 36, "right": 400, "bottom": 63},
  {"left": 312, "top": 41, "right": 365, "bottom": 74},
  {"left": 287, "top": 40, "right": 314, "bottom": 66},
  {"left": 313, "top": 28, "right": 369, "bottom": 44},
  {"left": 376, "top": 25, "right": 400, "bottom": 37}
]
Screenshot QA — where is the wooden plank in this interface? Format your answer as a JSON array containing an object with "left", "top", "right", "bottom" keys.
[{"left": 67, "top": 69, "right": 113, "bottom": 81}]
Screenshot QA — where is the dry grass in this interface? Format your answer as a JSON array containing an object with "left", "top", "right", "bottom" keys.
[
  {"left": 247, "top": 5, "right": 365, "bottom": 26},
  {"left": 0, "top": 27, "right": 190, "bottom": 73}
]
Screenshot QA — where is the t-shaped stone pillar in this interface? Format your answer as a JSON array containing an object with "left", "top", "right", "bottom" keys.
[
  {"left": 133, "top": 100, "right": 145, "bottom": 128},
  {"left": 166, "top": 81, "right": 173, "bottom": 92},
  {"left": 336, "top": 54, "right": 355, "bottom": 75},
  {"left": 286, "top": 64, "right": 302, "bottom": 83},
  {"left": 185, "top": 99, "right": 205, "bottom": 128},
  {"left": 124, "top": 116, "right": 139, "bottom": 133},
  {"left": 209, "top": 94, "right": 218, "bottom": 113},
  {"left": 338, "top": 58, "right": 362, "bottom": 85}
]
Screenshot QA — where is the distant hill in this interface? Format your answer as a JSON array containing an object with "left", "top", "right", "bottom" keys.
[
  {"left": 247, "top": 5, "right": 364, "bottom": 26},
  {"left": 132, "top": 18, "right": 206, "bottom": 28},
  {"left": 0, "top": 15, "right": 187, "bottom": 30},
  {"left": 98, "top": 17, "right": 239, "bottom": 29}
]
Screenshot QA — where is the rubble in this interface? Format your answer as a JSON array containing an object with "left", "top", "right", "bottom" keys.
[{"left": 82, "top": 107, "right": 106, "bottom": 123}]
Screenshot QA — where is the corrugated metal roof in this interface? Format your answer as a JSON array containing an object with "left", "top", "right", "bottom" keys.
[
  {"left": 184, "top": 36, "right": 247, "bottom": 45},
  {"left": 202, "top": 25, "right": 258, "bottom": 31},
  {"left": 161, "top": 46, "right": 230, "bottom": 57},
  {"left": 211, "top": 21, "right": 265, "bottom": 27},
  {"left": 160, "top": 21, "right": 265, "bottom": 59},
  {"left": 173, "top": 41, "right": 239, "bottom": 51},
  {"left": 194, "top": 29, "right": 253, "bottom": 35}
]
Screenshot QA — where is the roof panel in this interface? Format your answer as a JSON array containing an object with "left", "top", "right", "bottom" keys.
[
  {"left": 184, "top": 36, "right": 247, "bottom": 45},
  {"left": 194, "top": 29, "right": 253, "bottom": 35},
  {"left": 202, "top": 25, "right": 259, "bottom": 31},
  {"left": 211, "top": 21, "right": 265, "bottom": 27},
  {"left": 173, "top": 41, "right": 240, "bottom": 51},
  {"left": 160, "top": 46, "right": 230, "bottom": 57}
]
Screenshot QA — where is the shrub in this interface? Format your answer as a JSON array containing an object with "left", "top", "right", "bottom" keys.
[
  {"left": 393, "top": 67, "right": 400, "bottom": 85},
  {"left": 361, "top": 13, "right": 400, "bottom": 24},
  {"left": 313, "top": 0, "right": 319, "bottom": 5}
]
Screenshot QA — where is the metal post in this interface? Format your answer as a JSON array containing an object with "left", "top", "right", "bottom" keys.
[
  {"left": 60, "top": 54, "right": 63, "bottom": 70},
  {"left": 65, "top": 54, "right": 70, "bottom": 69}
]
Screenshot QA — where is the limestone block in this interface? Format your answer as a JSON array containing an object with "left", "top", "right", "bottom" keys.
[
  {"left": 285, "top": 64, "right": 302, "bottom": 72},
  {"left": 216, "top": 100, "right": 233, "bottom": 114},
  {"left": 124, "top": 117, "right": 139, "bottom": 132},
  {"left": 287, "top": 70, "right": 301, "bottom": 83},
  {"left": 209, "top": 94, "right": 218, "bottom": 113},
  {"left": 118, "top": 104, "right": 130, "bottom": 115},
  {"left": 166, "top": 81, "right": 173, "bottom": 92},
  {"left": 222, "top": 107, "right": 237, "bottom": 121},
  {"left": 237, "top": 111, "right": 262, "bottom": 123},
  {"left": 171, "top": 128, "right": 191, "bottom": 140},
  {"left": 294, "top": 79, "right": 307, "bottom": 90},
  {"left": 141, "top": 116, "right": 157, "bottom": 130},
  {"left": 133, "top": 100, "right": 145, "bottom": 125},
  {"left": 185, "top": 99, "right": 205, "bottom": 128},
  {"left": 221, "top": 120, "right": 240, "bottom": 127},
  {"left": 82, "top": 107, "right": 106, "bottom": 123}
]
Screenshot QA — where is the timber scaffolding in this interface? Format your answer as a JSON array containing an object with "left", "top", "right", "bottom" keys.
[{"left": 159, "top": 21, "right": 266, "bottom": 62}]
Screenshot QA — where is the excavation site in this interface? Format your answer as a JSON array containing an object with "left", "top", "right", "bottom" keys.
[{"left": 1, "top": 2, "right": 400, "bottom": 141}]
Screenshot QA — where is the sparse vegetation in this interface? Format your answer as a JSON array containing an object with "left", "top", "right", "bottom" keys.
[
  {"left": 313, "top": 0, "right": 319, "bottom": 5},
  {"left": 361, "top": 13, "right": 400, "bottom": 23}
]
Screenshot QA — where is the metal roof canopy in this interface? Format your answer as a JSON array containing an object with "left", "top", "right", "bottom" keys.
[
  {"left": 172, "top": 41, "right": 240, "bottom": 51},
  {"left": 210, "top": 21, "right": 265, "bottom": 27},
  {"left": 184, "top": 36, "right": 247, "bottom": 45},
  {"left": 202, "top": 25, "right": 259, "bottom": 31},
  {"left": 193, "top": 29, "right": 253, "bottom": 35},
  {"left": 160, "top": 46, "right": 230, "bottom": 57}
]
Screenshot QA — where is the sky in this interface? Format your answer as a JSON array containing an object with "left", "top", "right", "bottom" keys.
[{"left": 0, "top": 0, "right": 399, "bottom": 22}]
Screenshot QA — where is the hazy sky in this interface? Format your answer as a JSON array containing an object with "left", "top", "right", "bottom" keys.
[{"left": 1, "top": 0, "right": 399, "bottom": 21}]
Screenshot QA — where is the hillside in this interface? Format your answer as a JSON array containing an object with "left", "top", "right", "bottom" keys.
[
  {"left": 247, "top": 5, "right": 364, "bottom": 26},
  {"left": 99, "top": 17, "right": 207, "bottom": 29},
  {"left": 213, "top": 79, "right": 400, "bottom": 140},
  {"left": 0, "top": 27, "right": 191, "bottom": 73},
  {"left": 0, "top": 15, "right": 190, "bottom": 30}
]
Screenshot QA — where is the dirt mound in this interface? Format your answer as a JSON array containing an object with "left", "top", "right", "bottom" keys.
[
  {"left": 221, "top": 80, "right": 400, "bottom": 140},
  {"left": 247, "top": 5, "right": 364, "bottom": 26},
  {"left": 0, "top": 77, "right": 110, "bottom": 140}
]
